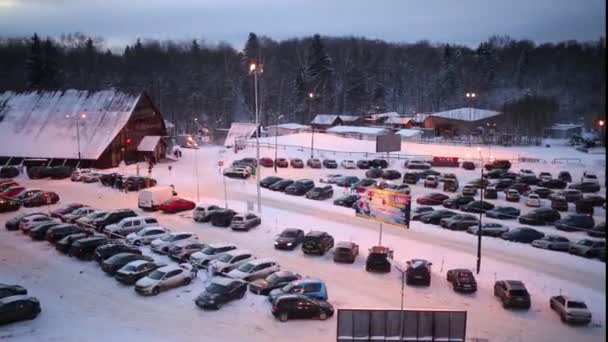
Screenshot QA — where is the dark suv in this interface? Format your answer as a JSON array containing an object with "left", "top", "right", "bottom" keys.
[
  {"left": 301, "top": 231, "right": 334, "bottom": 255},
  {"left": 405, "top": 259, "right": 432, "bottom": 286},
  {"left": 94, "top": 243, "right": 142, "bottom": 263},
  {"left": 91, "top": 209, "right": 137, "bottom": 231},
  {"left": 494, "top": 280, "right": 531, "bottom": 309},
  {"left": 484, "top": 159, "right": 511, "bottom": 171},
  {"left": 322, "top": 159, "right": 338, "bottom": 169},
  {"left": 210, "top": 209, "right": 237, "bottom": 227},
  {"left": 285, "top": 179, "right": 315, "bottom": 196},
  {"left": 554, "top": 214, "right": 595, "bottom": 232},
  {"left": 518, "top": 208, "right": 560, "bottom": 226},
  {"left": 305, "top": 185, "right": 334, "bottom": 200},
  {"left": 69, "top": 236, "right": 110, "bottom": 260},
  {"left": 365, "top": 246, "right": 394, "bottom": 273},
  {"left": 45, "top": 224, "right": 86, "bottom": 243}
]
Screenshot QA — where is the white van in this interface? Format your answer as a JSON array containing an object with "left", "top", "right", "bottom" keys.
[{"left": 138, "top": 187, "right": 173, "bottom": 211}]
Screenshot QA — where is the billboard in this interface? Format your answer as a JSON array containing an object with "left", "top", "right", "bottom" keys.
[
  {"left": 355, "top": 188, "right": 411, "bottom": 228},
  {"left": 337, "top": 309, "right": 467, "bottom": 342},
  {"left": 376, "top": 134, "right": 401, "bottom": 153}
]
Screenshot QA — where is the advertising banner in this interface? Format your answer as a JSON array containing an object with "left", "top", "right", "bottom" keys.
[{"left": 355, "top": 188, "right": 411, "bottom": 228}]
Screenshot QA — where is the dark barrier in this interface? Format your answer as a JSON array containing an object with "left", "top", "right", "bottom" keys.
[{"left": 337, "top": 308, "right": 467, "bottom": 342}]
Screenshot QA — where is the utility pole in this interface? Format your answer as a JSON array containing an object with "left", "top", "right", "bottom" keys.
[
  {"left": 274, "top": 114, "right": 284, "bottom": 173},
  {"left": 250, "top": 63, "right": 263, "bottom": 213},
  {"left": 476, "top": 147, "right": 484, "bottom": 274},
  {"left": 308, "top": 92, "right": 315, "bottom": 158}
]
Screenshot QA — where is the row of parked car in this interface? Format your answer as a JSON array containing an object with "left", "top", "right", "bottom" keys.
[
  {"left": 0, "top": 283, "right": 41, "bottom": 326},
  {"left": 0, "top": 179, "right": 60, "bottom": 213},
  {"left": 71, "top": 169, "right": 157, "bottom": 191}
]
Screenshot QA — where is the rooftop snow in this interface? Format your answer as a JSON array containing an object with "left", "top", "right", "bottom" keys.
[
  {"left": 367, "top": 112, "right": 401, "bottom": 120},
  {"left": 0, "top": 89, "right": 139, "bottom": 160},
  {"left": 338, "top": 115, "right": 360, "bottom": 122},
  {"left": 548, "top": 124, "right": 583, "bottom": 130},
  {"left": 396, "top": 129, "right": 423, "bottom": 137},
  {"left": 224, "top": 122, "right": 258, "bottom": 147},
  {"left": 267, "top": 123, "right": 310, "bottom": 130},
  {"left": 385, "top": 117, "right": 413, "bottom": 125},
  {"left": 137, "top": 136, "right": 161, "bottom": 152},
  {"left": 327, "top": 125, "right": 388, "bottom": 136},
  {"left": 429, "top": 107, "right": 501, "bottom": 122},
  {"left": 311, "top": 114, "right": 339, "bottom": 125}
]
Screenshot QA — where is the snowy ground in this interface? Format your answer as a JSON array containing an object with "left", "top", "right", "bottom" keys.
[{"left": 0, "top": 134, "right": 605, "bottom": 342}]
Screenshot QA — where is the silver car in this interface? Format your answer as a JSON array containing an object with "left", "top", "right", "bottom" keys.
[
  {"left": 226, "top": 258, "right": 280, "bottom": 281},
  {"left": 531, "top": 235, "right": 571, "bottom": 251},
  {"left": 125, "top": 227, "right": 170, "bottom": 245},
  {"left": 208, "top": 250, "right": 255, "bottom": 274},
  {"left": 466, "top": 223, "right": 509, "bottom": 237},
  {"left": 189, "top": 243, "right": 238, "bottom": 269},
  {"left": 549, "top": 295, "right": 592, "bottom": 325},
  {"left": 134, "top": 264, "right": 195, "bottom": 296},
  {"left": 150, "top": 232, "right": 198, "bottom": 254}
]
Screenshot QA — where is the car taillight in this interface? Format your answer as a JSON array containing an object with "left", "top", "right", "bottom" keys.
[{"left": 272, "top": 306, "right": 279, "bottom": 312}]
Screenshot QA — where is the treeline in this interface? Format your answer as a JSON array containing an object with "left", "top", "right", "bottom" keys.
[{"left": 0, "top": 32, "right": 604, "bottom": 133}]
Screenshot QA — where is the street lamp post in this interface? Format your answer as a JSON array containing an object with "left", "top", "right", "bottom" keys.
[
  {"left": 393, "top": 261, "right": 407, "bottom": 340},
  {"left": 476, "top": 147, "right": 484, "bottom": 274},
  {"left": 274, "top": 114, "right": 284, "bottom": 173},
  {"left": 466, "top": 92, "right": 477, "bottom": 146},
  {"left": 250, "top": 63, "right": 263, "bottom": 213},
  {"left": 599, "top": 120, "right": 606, "bottom": 146},
  {"left": 308, "top": 92, "right": 315, "bottom": 158},
  {"left": 66, "top": 113, "right": 86, "bottom": 167}
]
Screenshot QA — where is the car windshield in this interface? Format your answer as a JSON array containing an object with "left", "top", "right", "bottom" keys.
[
  {"left": 266, "top": 273, "right": 281, "bottom": 283},
  {"left": 217, "top": 254, "right": 233, "bottom": 262},
  {"left": 122, "top": 264, "right": 138, "bottom": 272},
  {"left": 281, "top": 230, "right": 299, "bottom": 238},
  {"left": 237, "top": 263, "right": 255, "bottom": 272},
  {"left": 509, "top": 290, "right": 528, "bottom": 296},
  {"left": 281, "top": 283, "right": 296, "bottom": 292},
  {"left": 232, "top": 217, "right": 243, "bottom": 222},
  {"left": 568, "top": 301, "right": 587, "bottom": 309},
  {"left": 201, "top": 246, "right": 217, "bottom": 255},
  {"left": 206, "top": 283, "right": 228, "bottom": 294},
  {"left": 160, "top": 234, "right": 174, "bottom": 241},
  {"left": 579, "top": 240, "right": 593, "bottom": 246},
  {"left": 147, "top": 270, "right": 165, "bottom": 280}
]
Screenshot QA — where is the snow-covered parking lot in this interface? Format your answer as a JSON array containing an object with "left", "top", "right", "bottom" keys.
[{"left": 0, "top": 135, "right": 605, "bottom": 342}]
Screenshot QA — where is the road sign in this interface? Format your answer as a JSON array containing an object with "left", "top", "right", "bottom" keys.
[{"left": 218, "top": 161, "right": 224, "bottom": 167}]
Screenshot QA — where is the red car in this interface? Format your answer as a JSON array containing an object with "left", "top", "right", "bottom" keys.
[
  {"left": 50, "top": 203, "right": 86, "bottom": 218},
  {"left": 0, "top": 180, "right": 18, "bottom": 191},
  {"left": 260, "top": 158, "right": 274, "bottom": 168},
  {"left": 159, "top": 198, "right": 196, "bottom": 213},
  {"left": 275, "top": 158, "right": 289, "bottom": 168},
  {"left": 0, "top": 186, "right": 26, "bottom": 198},
  {"left": 416, "top": 193, "right": 450, "bottom": 205}
]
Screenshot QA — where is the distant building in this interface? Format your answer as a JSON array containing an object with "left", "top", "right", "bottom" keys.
[
  {"left": 0, "top": 89, "right": 167, "bottom": 168},
  {"left": 396, "top": 128, "right": 423, "bottom": 141},
  {"left": 364, "top": 112, "right": 401, "bottom": 125},
  {"left": 266, "top": 123, "right": 310, "bottom": 136},
  {"left": 326, "top": 125, "right": 389, "bottom": 140},
  {"left": 311, "top": 114, "right": 342, "bottom": 130},
  {"left": 384, "top": 117, "right": 415, "bottom": 129},
  {"left": 544, "top": 124, "right": 583, "bottom": 139},
  {"left": 423, "top": 107, "right": 502, "bottom": 137}
]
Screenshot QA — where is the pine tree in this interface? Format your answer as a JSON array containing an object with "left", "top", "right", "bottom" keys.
[
  {"left": 40, "top": 38, "right": 61, "bottom": 89},
  {"left": 344, "top": 65, "right": 368, "bottom": 114},
  {"left": 83, "top": 38, "right": 97, "bottom": 89},
  {"left": 515, "top": 49, "right": 529, "bottom": 89},
  {"left": 306, "top": 34, "right": 333, "bottom": 93},
  {"left": 25, "top": 33, "right": 44, "bottom": 89}
]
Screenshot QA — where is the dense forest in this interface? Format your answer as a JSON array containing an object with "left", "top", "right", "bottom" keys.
[{"left": 0, "top": 32, "right": 605, "bottom": 133}]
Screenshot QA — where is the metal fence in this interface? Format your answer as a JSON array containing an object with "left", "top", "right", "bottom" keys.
[{"left": 337, "top": 308, "right": 467, "bottom": 342}]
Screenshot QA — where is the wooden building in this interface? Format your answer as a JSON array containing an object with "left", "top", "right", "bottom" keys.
[{"left": 0, "top": 89, "right": 167, "bottom": 169}]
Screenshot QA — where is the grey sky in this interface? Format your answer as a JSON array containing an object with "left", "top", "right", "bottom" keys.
[{"left": 0, "top": 0, "right": 604, "bottom": 50}]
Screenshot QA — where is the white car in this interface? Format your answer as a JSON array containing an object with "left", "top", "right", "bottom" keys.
[
  {"left": 208, "top": 250, "right": 255, "bottom": 274},
  {"left": 134, "top": 263, "right": 195, "bottom": 296},
  {"left": 549, "top": 295, "right": 592, "bottom": 325},
  {"left": 539, "top": 172, "right": 552, "bottom": 182},
  {"left": 126, "top": 226, "right": 170, "bottom": 245},
  {"left": 70, "top": 169, "right": 93, "bottom": 181},
  {"left": 582, "top": 172, "right": 599, "bottom": 183},
  {"left": 226, "top": 258, "right": 280, "bottom": 281},
  {"left": 466, "top": 223, "right": 509, "bottom": 237},
  {"left": 104, "top": 216, "right": 160, "bottom": 237},
  {"left": 230, "top": 213, "right": 261, "bottom": 231},
  {"left": 62, "top": 207, "right": 96, "bottom": 223},
  {"left": 526, "top": 194, "right": 542, "bottom": 207},
  {"left": 531, "top": 235, "right": 571, "bottom": 251},
  {"left": 341, "top": 160, "right": 356, "bottom": 169},
  {"left": 193, "top": 204, "right": 223, "bottom": 222},
  {"left": 19, "top": 214, "right": 52, "bottom": 232},
  {"left": 75, "top": 210, "right": 108, "bottom": 228},
  {"left": 189, "top": 243, "right": 238, "bottom": 269},
  {"left": 423, "top": 176, "right": 438, "bottom": 188},
  {"left": 150, "top": 232, "right": 198, "bottom": 254},
  {"left": 519, "top": 169, "right": 536, "bottom": 178},
  {"left": 319, "top": 174, "right": 344, "bottom": 184},
  {"left": 405, "top": 160, "right": 431, "bottom": 170}
]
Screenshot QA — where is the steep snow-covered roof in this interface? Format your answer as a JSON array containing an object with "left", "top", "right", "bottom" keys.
[
  {"left": 224, "top": 122, "right": 258, "bottom": 147},
  {"left": 429, "top": 107, "right": 501, "bottom": 122},
  {"left": 385, "top": 117, "right": 413, "bottom": 125},
  {"left": 396, "top": 129, "right": 423, "bottom": 137},
  {"left": 137, "top": 136, "right": 161, "bottom": 152},
  {"left": 0, "top": 89, "right": 139, "bottom": 159},
  {"left": 338, "top": 115, "right": 361, "bottom": 123},
  {"left": 311, "top": 114, "right": 339, "bottom": 125},
  {"left": 327, "top": 125, "right": 388, "bottom": 136}
]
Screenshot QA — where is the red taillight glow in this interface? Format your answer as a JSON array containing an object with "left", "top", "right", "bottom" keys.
[{"left": 272, "top": 306, "right": 278, "bottom": 312}]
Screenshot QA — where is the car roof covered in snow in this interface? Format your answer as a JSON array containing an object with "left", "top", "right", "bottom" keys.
[
  {"left": 0, "top": 89, "right": 140, "bottom": 159},
  {"left": 211, "top": 276, "right": 243, "bottom": 286}
]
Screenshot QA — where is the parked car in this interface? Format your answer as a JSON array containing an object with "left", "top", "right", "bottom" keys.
[
  {"left": 333, "top": 194, "right": 360, "bottom": 208},
  {"left": 269, "top": 179, "right": 295, "bottom": 192},
  {"left": 411, "top": 207, "right": 434, "bottom": 221},
  {"left": 558, "top": 171, "right": 572, "bottom": 183},
  {"left": 81, "top": 173, "right": 101, "bottom": 183},
  {"left": 260, "top": 177, "right": 282, "bottom": 189},
  {"left": 150, "top": 232, "right": 198, "bottom": 254},
  {"left": 420, "top": 210, "right": 457, "bottom": 225},
  {"left": 505, "top": 189, "right": 520, "bottom": 202},
  {"left": 484, "top": 159, "right": 512, "bottom": 171},
  {"left": 50, "top": 203, "right": 86, "bottom": 219},
  {"left": 440, "top": 214, "right": 478, "bottom": 231},
  {"left": 446, "top": 269, "right": 477, "bottom": 293},
  {"left": 230, "top": 213, "right": 262, "bottom": 231},
  {"left": 168, "top": 241, "right": 207, "bottom": 262},
  {"left": 322, "top": 159, "right": 338, "bottom": 169},
  {"left": 505, "top": 183, "right": 530, "bottom": 194},
  {"left": 19, "top": 214, "right": 52, "bottom": 233},
  {"left": 275, "top": 158, "right": 289, "bottom": 168},
  {"left": 210, "top": 209, "right": 238, "bottom": 227},
  {"left": 208, "top": 250, "right": 255, "bottom": 274},
  {"left": 135, "top": 264, "right": 195, "bottom": 296},
  {"left": 285, "top": 179, "right": 315, "bottom": 196},
  {"left": 0, "top": 186, "right": 26, "bottom": 198},
  {"left": 416, "top": 193, "right": 449, "bottom": 206},
  {"left": 333, "top": 241, "right": 359, "bottom": 263},
  {"left": 190, "top": 243, "right": 238, "bottom": 269},
  {"left": 74, "top": 210, "right": 108, "bottom": 229},
  {"left": 526, "top": 187, "right": 554, "bottom": 199},
  {"left": 305, "top": 185, "right": 334, "bottom": 200},
  {"left": 556, "top": 189, "right": 584, "bottom": 203},
  {"left": 461, "top": 161, "right": 476, "bottom": 170},
  {"left": 45, "top": 224, "right": 85, "bottom": 243},
  {"left": 461, "top": 185, "right": 477, "bottom": 196},
  {"left": 531, "top": 235, "right": 571, "bottom": 251},
  {"left": 461, "top": 200, "right": 495, "bottom": 213},
  {"left": 423, "top": 175, "right": 439, "bottom": 188},
  {"left": 501, "top": 227, "right": 544, "bottom": 243},
  {"left": 104, "top": 216, "right": 159, "bottom": 237},
  {"left": 271, "top": 294, "right": 334, "bottom": 322},
  {"left": 402, "top": 172, "right": 419, "bottom": 185},
  {"left": 356, "top": 160, "right": 371, "bottom": 169},
  {"left": 341, "top": 160, "right": 356, "bottom": 169},
  {"left": 0, "top": 197, "right": 20, "bottom": 213},
  {"left": 525, "top": 194, "right": 542, "bottom": 207},
  {"left": 0, "top": 284, "right": 26, "bottom": 299},
  {"left": 307, "top": 158, "right": 322, "bottom": 168},
  {"left": 301, "top": 231, "right": 334, "bottom": 255},
  {"left": 223, "top": 167, "right": 250, "bottom": 179},
  {"left": 115, "top": 260, "right": 165, "bottom": 285},
  {"left": 405, "top": 259, "right": 432, "bottom": 286},
  {"left": 28, "top": 221, "right": 62, "bottom": 240},
  {"left": 0, "top": 295, "right": 41, "bottom": 324},
  {"left": 486, "top": 206, "right": 520, "bottom": 220},
  {"left": 99, "top": 173, "right": 120, "bottom": 186},
  {"left": 193, "top": 205, "right": 223, "bottom": 222},
  {"left": 574, "top": 198, "right": 595, "bottom": 215},
  {"left": 125, "top": 226, "right": 170, "bottom": 246},
  {"left": 569, "top": 239, "right": 606, "bottom": 258},
  {"left": 226, "top": 258, "right": 280, "bottom": 281},
  {"left": 159, "top": 198, "right": 196, "bottom": 214},
  {"left": 91, "top": 209, "right": 138, "bottom": 231},
  {"left": 69, "top": 236, "right": 110, "bottom": 260},
  {"left": 538, "top": 179, "right": 568, "bottom": 190},
  {"left": 550, "top": 295, "right": 592, "bottom": 325},
  {"left": 550, "top": 195, "right": 569, "bottom": 211},
  {"left": 405, "top": 160, "right": 431, "bottom": 170},
  {"left": 55, "top": 232, "right": 90, "bottom": 254},
  {"left": 442, "top": 195, "right": 474, "bottom": 209},
  {"left": 494, "top": 280, "right": 531, "bottom": 309},
  {"left": 274, "top": 228, "right": 305, "bottom": 250},
  {"left": 467, "top": 223, "right": 509, "bottom": 237},
  {"left": 381, "top": 170, "right": 401, "bottom": 180},
  {"left": 21, "top": 191, "right": 60, "bottom": 207},
  {"left": 580, "top": 195, "right": 605, "bottom": 207},
  {"left": 5, "top": 212, "right": 46, "bottom": 231},
  {"left": 519, "top": 208, "right": 561, "bottom": 226},
  {"left": 494, "top": 178, "right": 515, "bottom": 191},
  {"left": 569, "top": 182, "right": 600, "bottom": 193},
  {"left": 554, "top": 214, "right": 594, "bottom": 232},
  {"left": 365, "top": 246, "right": 394, "bottom": 273},
  {"left": 587, "top": 222, "right": 605, "bottom": 238},
  {"left": 102, "top": 253, "right": 154, "bottom": 275},
  {"left": 61, "top": 207, "right": 96, "bottom": 223},
  {"left": 195, "top": 277, "right": 247, "bottom": 310},
  {"left": 290, "top": 158, "right": 304, "bottom": 168},
  {"left": 94, "top": 243, "right": 142, "bottom": 263},
  {"left": 365, "top": 168, "right": 383, "bottom": 179},
  {"left": 353, "top": 178, "right": 377, "bottom": 192},
  {"left": 260, "top": 157, "right": 274, "bottom": 168},
  {"left": 269, "top": 279, "right": 329, "bottom": 304},
  {"left": 482, "top": 186, "right": 497, "bottom": 199},
  {"left": 125, "top": 176, "right": 157, "bottom": 191},
  {"left": 249, "top": 271, "right": 301, "bottom": 295},
  {"left": 335, "top": 176, "right": 360, "bottom": 188}
]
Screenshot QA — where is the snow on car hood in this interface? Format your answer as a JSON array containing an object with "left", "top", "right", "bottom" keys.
[
  {"left": 226, "top": 269, "right": 248, "bottom": 279},
  {"left": 135, "top": 277, "right": 158, "bottom": 288}
]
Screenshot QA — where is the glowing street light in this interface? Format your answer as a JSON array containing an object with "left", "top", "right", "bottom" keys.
[
  {"left": 599, "top": 120, "right": 605, "bottom": 127},
  {"left": 249, "top": 62, "right": 263, "bottom": 213}
]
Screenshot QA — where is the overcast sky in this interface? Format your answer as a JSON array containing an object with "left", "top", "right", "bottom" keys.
[{"left": 0, "top": 0, "right": 605, "bottom": 50}]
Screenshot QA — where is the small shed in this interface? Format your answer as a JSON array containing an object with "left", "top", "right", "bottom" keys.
[
  {"left": 311, "top": 114, "right": 342, "bottom": 130},
  {"left": 137, "top": 136, "right": 166, "bottom": 163}
]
